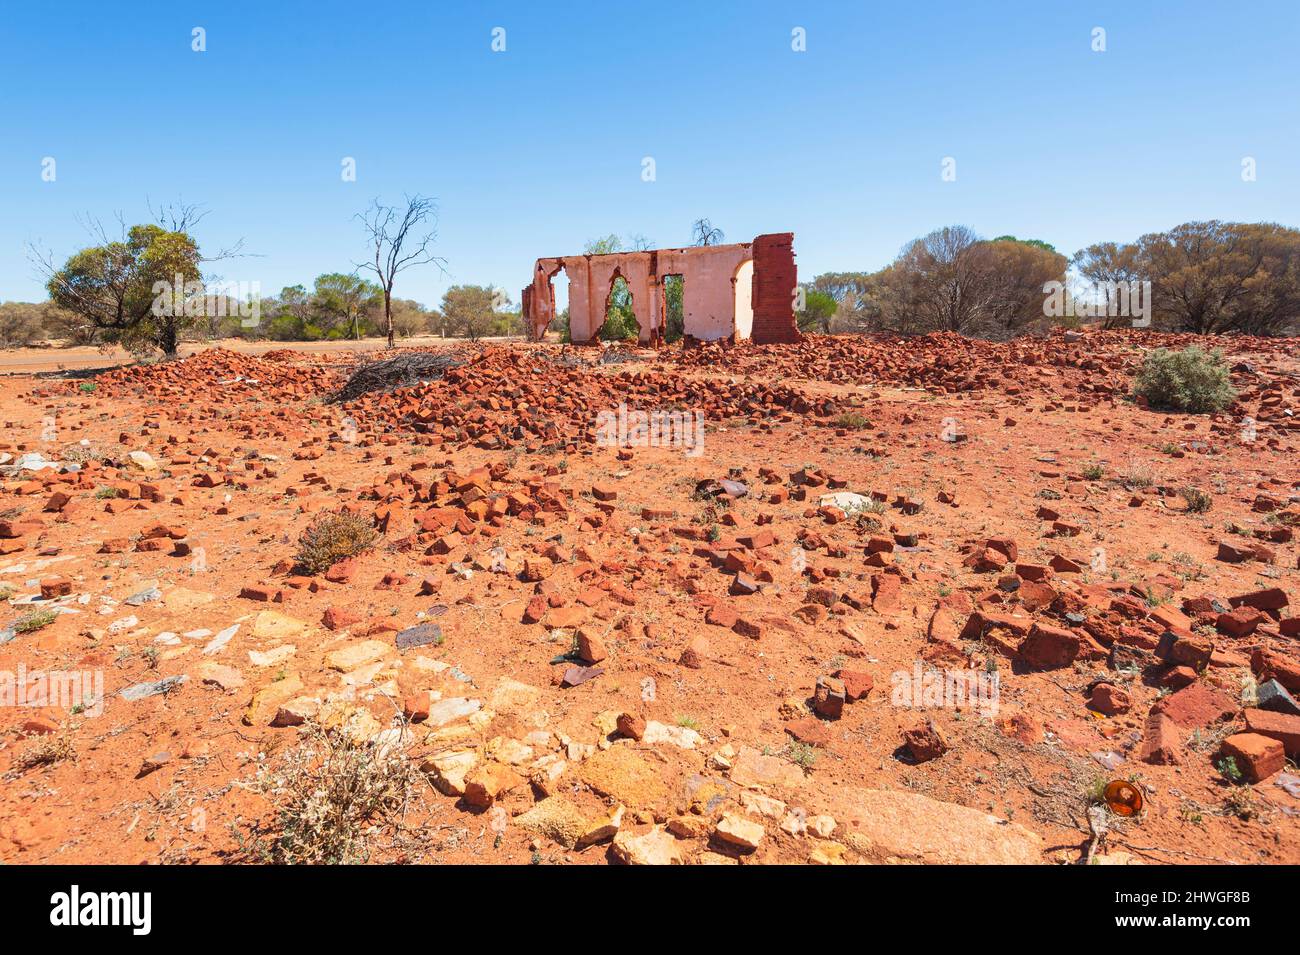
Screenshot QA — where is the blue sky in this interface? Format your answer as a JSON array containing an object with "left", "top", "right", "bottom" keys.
[{"left": 2, "top": 0, "right": 1296, "bottom": 308}]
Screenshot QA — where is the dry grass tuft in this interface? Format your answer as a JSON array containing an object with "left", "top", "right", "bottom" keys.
[
  {"left": 234, "top": 723, "right": 415, "bottom": 864},
  {"left": 296, "top": 510, "right": 377, "bottom": 574}
]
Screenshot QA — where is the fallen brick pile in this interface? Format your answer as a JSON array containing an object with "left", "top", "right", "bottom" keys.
[
  {"left": 86, "top": 348, "right": 344, "bottom": 401},
  {"left": 667, "top": 329, "right": 1299, "bottom": 405},
  {"left": 340, "top": 346, "right": 835, "bottom": 450}
]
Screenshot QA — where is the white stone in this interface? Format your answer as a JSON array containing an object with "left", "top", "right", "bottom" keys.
[
  {"left": 642, "top": 720, "right": 703, "bottom": 750},
  {"left": 425, "top": 697, "right": 481, "bottom": 728},
  {"left": 127, "top": 450, "right": 158, "bottom": 471},
  {"left": 612, "top": 826, "right": 686, "bottom": 865},
  {"left": 202, "top": 624, "right": 238, "bottom": 655},
  {"left": 248, "top": 644, "right": 297, "bottom": 667},
  {"left": 715, "top": 813, "right": 765, "bottom": 851}
]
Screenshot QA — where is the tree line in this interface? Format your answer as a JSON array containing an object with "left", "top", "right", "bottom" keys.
[
  {"left": 1, "top": 279, "right": 524, "bottom": 351},
  {"left": 7, "top": 213, "right": 1295, "bottom": 352},
  {"left": 8, "top": 197, "right": 523, "bottom": 353},
  {"left": 804, "top": 220, "right": 1300, "bottom": 338}
]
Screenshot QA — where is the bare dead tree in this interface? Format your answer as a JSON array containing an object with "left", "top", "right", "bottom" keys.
[
  {"left": 691, "top": 218, "right": 725, "bottom": 247},
  {"left": 356, "top": 195, "right": 447, "bottom": 347},
  {"left": 149, "top": 199, "right": 248, "bottom": 262}
]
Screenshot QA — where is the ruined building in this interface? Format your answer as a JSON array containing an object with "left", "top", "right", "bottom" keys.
[{"left": 522, "top": 232, "right": 800, "bottom": 345}]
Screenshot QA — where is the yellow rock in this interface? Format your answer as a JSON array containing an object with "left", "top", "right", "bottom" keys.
[
  {"left": 592, "top": 710, "right": 620, "bottom": 736},
  {"left": 577, "top": 804, "right": 624, "bottom": 848},
  {"left": 513, "top": 797, "right": 590, "bottom": 849},
  {"left": 325, "top": 640, "right": 391, "bottom": 672},
  {"left": 422, "top": 750, "right": 478, "bottom": 796},
  {"left": 248, "top": 644, "right": 297, "bottom": 667},
  {"left": 715, "top": 812, "right": 765, "bottom": 851},
  {"left": 611, "top": 826, "right": 687, "bottom": 865},
  {"left": 161, "top": 588, "right": 216, "bottom": 615},
  {"left": 318, "top": 700, "right": 382, "bottom": 742},
  {"left": 489, "top": 678, "right": 542, "bottom": 715},
  {"left": 252, "top": 610, "right": 312, "bottom": 640},
  {"left": 271, "top": 697, "right": 319, "bottom": 727},
  {"left": 579, "top": 747, "right": 671, "bottom": 812},
  {"left": 808, "top": 840, "right": 848, "bottom": 865},
  {"left": 693, "top": 850, "right": 739, "bottom": 865},
  {"left": 243, "top": 673, "right": 304, "bottom": 726}
]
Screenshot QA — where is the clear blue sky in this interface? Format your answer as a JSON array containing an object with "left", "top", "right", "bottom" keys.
[{"left": 2, "top": 0, "right": 1296, "bottom": 308}]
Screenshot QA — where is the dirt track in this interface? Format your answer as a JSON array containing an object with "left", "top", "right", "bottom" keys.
[{"left": 0, "top": 335, "right": 515, "bottom": 375}]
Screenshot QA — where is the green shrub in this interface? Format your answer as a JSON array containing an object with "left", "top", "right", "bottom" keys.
[
  {"left": 1182, "top": 486, "right": 1213, "bottom": 513},
  {"left": 1132, "top": 347, "right": 1236, "bottom": 413},
  {"left": 1216, "top": 755, "right": 1243, "bottom": 785},
  {"left": 834, "top": 411, "right": 871, "bottom": 429},
  {"left": 295, "top": 510, "right": 377, "bottom": 574},
  {"left": 14, "top": 608, "right": 58, "bottom": 633}
]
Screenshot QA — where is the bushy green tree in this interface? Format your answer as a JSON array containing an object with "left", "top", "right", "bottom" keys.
[
  {"left": 797, "top": 288, "right": 838, "bottom": 333},
  {"left": 314, "top": 273, "right": 382, "bottom": 340},
  {"left": 441, "top": 285, "right": 497, "bottom": 340},
  {"left": 45, "top": 224, "right": 202, "bottom": 356}
]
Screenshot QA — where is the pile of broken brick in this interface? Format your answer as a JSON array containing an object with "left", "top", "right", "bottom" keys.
[
  {"left": 914, "top": 533, "right": 1299, "bottom": 783},
  {"left": 667, "top": 328, "right": 1299, "bottom": 418}
]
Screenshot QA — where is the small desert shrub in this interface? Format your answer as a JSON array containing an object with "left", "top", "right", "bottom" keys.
[
  {"left": 1182, "top": 486, "right": 1213, "bottom": 513},
  {"left": 783, "top": 740, "right": 819, "bottom": 770},
  {"left": 237, "top": 723, "right": 414, "bottom": 864},
  {"left": 834, "top": 410, "right": 871, "bottom": 430},
  {"left": 1215, "top": 755, "right": 1243, "bottom": 784},
  {"left": 295, "top": 510, "right": 377, "bottom": 574},
  {"left": 10, "top": 731, "right": 75, "bottom": 773},
  {"left": 14, "top": 608, "right": 57, "bottom": 633},
  {"left": 94, "top": 486, "right": 124, "bottom": 499},
  {"left": 61, "top": 442, "right": 105, "bottom": 465},
  {"left": 1223, "top": 784, "right": 1258, "bottom": 821},
  {"left": 1116, "top": 457, "right": 1158, "bottom": 489},
  {"left": 1132, "top": 346, "right": 1236, "bottom": 413},
  {"left": 1081, "top": 462, "right": 1105, "bottom": 481},
  {"left": 0, "top": 304, "right": 45, "bottom": 348}
]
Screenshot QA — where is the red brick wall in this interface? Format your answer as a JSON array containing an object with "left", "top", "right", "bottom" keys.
[{"left": 750, "top": 232, "right": 800, "bottom": 344}]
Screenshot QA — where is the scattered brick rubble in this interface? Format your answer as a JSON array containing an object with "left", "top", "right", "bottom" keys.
[{"left": 1, "top": 327, "right": 1297, "bottom": 864}]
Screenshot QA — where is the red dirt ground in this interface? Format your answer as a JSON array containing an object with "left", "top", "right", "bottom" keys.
[{"left": 0, "top": 328, "right": 1296, "bottom": 865}]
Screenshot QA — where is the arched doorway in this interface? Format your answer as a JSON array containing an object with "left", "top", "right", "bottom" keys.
[
  {"left": 598, "top": 270, "right": 640, "bottom": 341},
  {"left": 548, "top": 264, "right": 570, "bottom": 340},
  {"left": 733, "top": 259, "right": 754, "bottom": 340}
]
